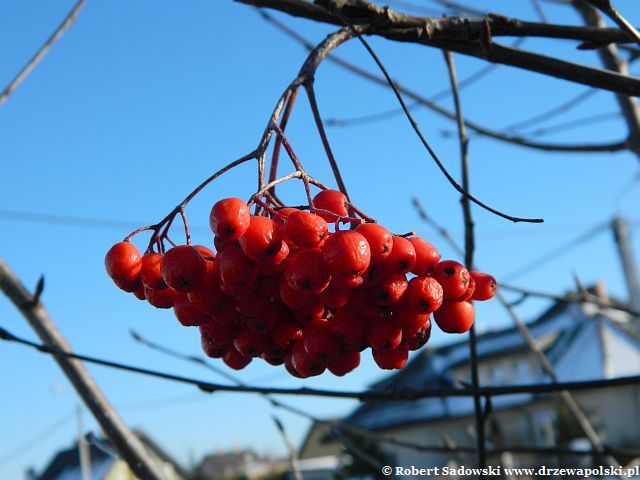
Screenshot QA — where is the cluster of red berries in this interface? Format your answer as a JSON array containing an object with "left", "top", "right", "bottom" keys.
[{"left": 105, "top": 190, "right": 497, "bottom": 378}]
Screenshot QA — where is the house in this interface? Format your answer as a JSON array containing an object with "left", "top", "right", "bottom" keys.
[
  {"left": 299, "top": 288, "right": 640, "bottom": 469},
  {"left": 195, "top": 448, "right": 286, "bottom": 480},
  {"left": 32, "top": 430, "right": 188, "bottom": 480}
]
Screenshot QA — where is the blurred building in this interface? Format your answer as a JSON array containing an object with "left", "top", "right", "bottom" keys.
[
  {"left": 195, "top": 448, "right": 286, "bottom": 480},
  {"left": 31, "top": 430, "right": 187, "bottom": 480},
  {"left": 300, "top": 289, "right": 640, "bottom": 469}
]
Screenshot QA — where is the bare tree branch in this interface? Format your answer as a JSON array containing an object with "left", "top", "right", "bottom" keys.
[
  {"left": 585, "top": 0, "right": 640, "bottom": 47},
  {"left": 239, "top": 0, "right": 640, "bottom": 96},
  {"left": 0, "top": 0, "right": 86, "bottom": 109},
  {"left": 261, "top": 11, "right": 629, "bottom": 153}
]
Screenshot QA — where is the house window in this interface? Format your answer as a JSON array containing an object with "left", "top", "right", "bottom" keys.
[{"left": 532, "top": 410, "right": 557, "bottom": 446}]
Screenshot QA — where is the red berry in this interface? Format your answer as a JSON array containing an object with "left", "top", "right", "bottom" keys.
[
  {"left": 284, "top": 248, "right": 331, "bottom": 294},
  {"left": 105, "top": 242, "right": 142, "bottom": 281},
  {"left": 313, "top": 189, "right": 348, "bottom": 222},
  {"left": 140, "top": 252, "right": 165, "bottom": 290},
  {"left": 318, "top": 283, "right": 352, "bottom": 310},
  {"left": 322, "top": 231, "right": 371, "bottom": 278},
  {"left": 367, "top": 322, "right": 402, "bottom": 351},
  {"left": 173, "top": 296, "right": 211, "bottom": 327},
  {"left": 433, "top": 300, "right": 475, "bottom": 333},
  {"left": 161, "top": 245, "right": 207, "bottom": 292},
  {"left": 194, "top": 245, "right": 216, "bottom": 262},
  {"left": 234, "top": 330, "right": 269, "bottom": 358},
  {"left": 291, "top": 341, "right": 326, "bottom": 377},
  {"left": 112, "top": 276, "right": 141, "bottom": 293},
  {"left": 285, "top": 211, "right": 329, "bottom": 248},
  {"left": 470, "top": 271, "right": 497, "bottom": 301},
  {"left": 409, "top": 237, "right": 440, "bottom": 276},
  {"left": 394, "top": 307, "right": 430, "bottom": 331},
  {"left": 380, "top": 236, "right": 416, "bottom": 275},
  {"left": 271, "top": 315, "right": 303, "bottom": 349},
  {"left": 402, "top": 276, "right": 444, "bottom": 314},
  {"left": 328, "top": 351, "right": 360, "bottom": 376},
  {"left": 133, "top": 285, "right": 146, "bottom": 300},
  {"left": 200, "top": 319, "right": 237, "bottom": 346},
  {"left": 372, "top": 345, "right": 408, "bottom": 370},
  {"left": 373, "top": 273, "right": 408, "bottom": 306},
  {"left": 279, "top": 277, "right": 322, "bottom": 312},
  {"left": 218, "top": 245, "right": 258, "bottom": 287},
  {"left": 187, "top": 268, "right": 225, "bottom": 315},
  {"left": 456, "top": 275, "right": 476, "bottom": 302},
  {"left": 430, "top": 260, "right": 470, "bottom": 300},
  {"left": 210, "top": 198, "right": 250, "bottom": 241},
  {"left": 402, "top": 322, "right": 432, "bottom": 351},
  {"left": 239, "top": 215, "right": 283, "bottom": 263},
  {"left": 200, "top": 334, "right": 228, "bottom": 358},
  {"left": 330, "top": 310, "right": 366, "bottom": 345},
  {"left": 145, "top": 286, "right": 178, "bottom": 309},
  {"left": 245, "top": 305, "right": 279, "bottom": 334},
  {"left": 223, "top": 346, "right": 252, "bottom": 370},
  {"left": 303, "top": 326, "right": 341, "bottom": 361},
  {"left": 355, "top": 223, "right": 393, "bottom": 263}
]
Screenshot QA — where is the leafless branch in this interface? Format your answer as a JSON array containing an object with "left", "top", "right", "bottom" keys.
[{"left": 0, "top": 0, "right": 86, "bottom": 109}]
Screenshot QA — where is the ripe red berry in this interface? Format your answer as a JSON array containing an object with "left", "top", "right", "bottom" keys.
[
  {"left": 284, "top": 248, "right": 331, "bottom": 294},
  {"left": 239, "top": 216, "right": 283, "bottom": 263},
  {"left": 223, "top": 346, "right": 252, "bottom": 370},
  {"left": 372, "top": 345, "right": 409, "bottom": 370},
  {"left": 367, "top": 322, "right": 403, "bottom": 351},
  {"left": 161, "top": 245, "right": 207, "bottom": 292},
  {"left": 402, "top": 276, "right": 444, "bottom": 314},
  {"left": 285, "top": 210, "right": 329, "bottom": 248},
  {"left": 234, "top": 330, "right": 269, "bottom": 358},
  {"left": 303, "top": 327, "right": 341, "bottom": 361},
  {"left": 145, "top": 286, "right": 178, "bottom": 309},
  {"left": 112, "top": 276, "right": 141, "bottom": 293},
  {"left": 313, "top": 189, "right": 348, "bottom": 222},
  {"left": 456, "top": 275, "right": 476, "bottom": 302},
  {"left": 470, "top": 271, "right": 497, "bottom": 301},
  {"left": 328, "top": 351, "right": 360, "bottom": 376},
  {"left": 402, "top": 322, "right": 432, "bottom": 351},
  {"left": 409, "top": 237, "right": 440, "bottom": 276},
  {"left": 200, "top": 319, "right": 237, "bottom": 346},
  {"left": 210, "top": 198, "right": 250, "bottom": 241},
  {"left": 331, "top": 310, "right": 366, "bottom": 346},
  {"left": 373, "top": 273, "right": 408, "bottom": 306},
  {"left": 218, "top": 245, "right": 258, "bottom": 287},
  {"left": 279, "top": 277, "right": 322, "bottom": 312},
  {"left": 133, "top": 285, "right": 146, "bottom": 300},
  {"left": 245, "top": 305, "right": 279, "bottom": 334},
  {"left": 291, "top": 341, "right": 326, "bottom": 377},
  {"left": 140, "top": 252, "right": 165, "bottom": 290},
  {"left": 187, "top": 269, "right": 225, "bottom": 315},
  {"left": 271, "top": 316, "right": 303, "bottom": 349},
  {"left": 194, "top": 245, "right": 216, "bottom": 262},
  {"left": 380, "top": 236, "right": 416, "bottom": 275},
  {"left": 394, "top": 308, "right": 430, "bottom": 331},
  {"left": 430, "top": 260, "right": 470, "bottom": 300},
  {"left": 355, "top": 223, "right": 393, "bottom": 263},
  {"left": 318, "top": 282, "right": 352, "bottom": 310},
  {"left": 105, "top": 242, "right": 142, "bottom": 281},
  {"left": 322, "top": 230, "right": 371, "bottom": 278},
  {"left": 433, "top": 300, "right": 475, "bottom": 333},
  {"left": 173, "top": 296, "right": 211, "bottom": 327}
]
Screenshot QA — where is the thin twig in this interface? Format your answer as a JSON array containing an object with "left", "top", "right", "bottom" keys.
[
  {"left": 0, "top": 0, "right": 86, "bottom": 108},
  {"left": 443, "top": 49, "right": 485, "bottom": 474},
  {"left": 333, "top": 12, "right": 543, "bottom": 223},
  {"left": 261, "top": 12, "right": 627, "bottom": 153}
]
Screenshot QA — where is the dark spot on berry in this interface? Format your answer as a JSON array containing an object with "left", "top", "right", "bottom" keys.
[{"left": 444, "top": 267, "right": 455, "bottom": 276}]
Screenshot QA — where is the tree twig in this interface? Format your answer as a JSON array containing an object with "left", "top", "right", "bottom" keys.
[{"left": 0, "top": 0, "right": 86, "bottom": 108}]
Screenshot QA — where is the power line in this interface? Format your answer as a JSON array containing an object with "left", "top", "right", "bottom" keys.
[
  {"left": 2, "top": 324, "right": 640, "bottom": 400},
  {"left": 0, "top": 209, "right": 210, "bottom": 236},
  {"left": 0, "top": 409, "right": 75, "bottom": 464},
  {"left": 502, "top": 222, "right": 609, "bottom": 281}
]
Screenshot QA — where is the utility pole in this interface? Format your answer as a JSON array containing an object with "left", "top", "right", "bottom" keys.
[
  {"left": 611, "top": 216, "right": 640, "bottom": 313},
  {"left": 77, "top": 405, "right": 92, "bottom": 480}
]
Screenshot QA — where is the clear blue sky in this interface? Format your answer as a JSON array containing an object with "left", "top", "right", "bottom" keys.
[{"left": 1, "top": 1, "right": 639, "bottom": 478}]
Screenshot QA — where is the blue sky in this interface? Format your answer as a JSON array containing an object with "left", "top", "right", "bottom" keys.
[{"left": 1, "top": 1, "right": 640, "bottom": 478}]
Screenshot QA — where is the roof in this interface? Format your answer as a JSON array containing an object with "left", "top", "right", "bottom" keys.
[
  {"left": 344, "top": 299, "right": 640, "bottom": 431},
  {"left": 37, "top": 444, "right": 112, "bottom": 480}
]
